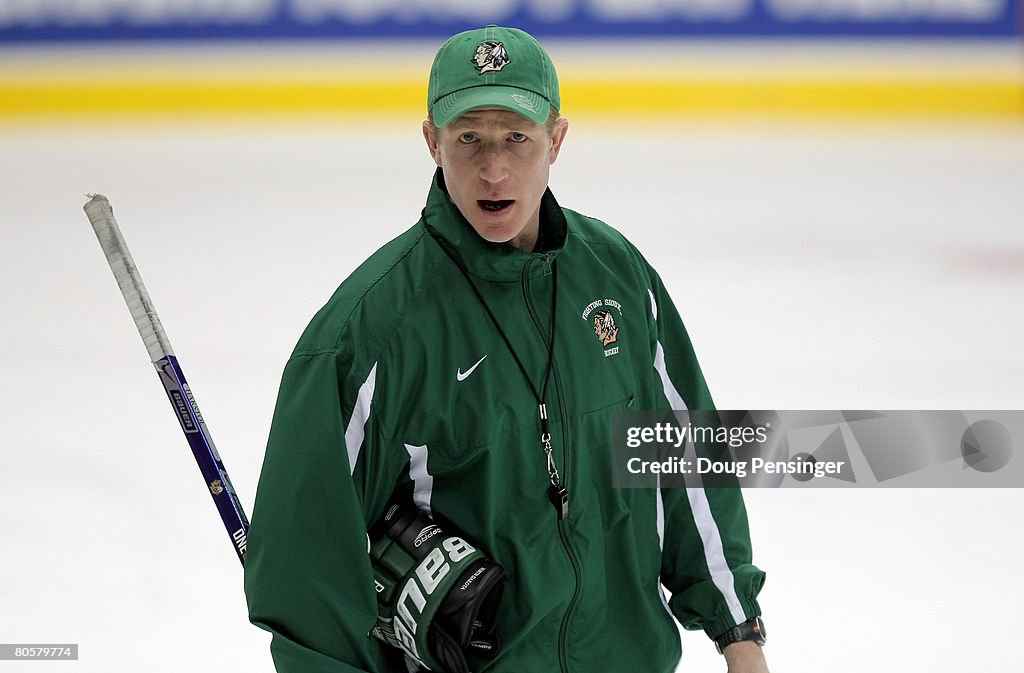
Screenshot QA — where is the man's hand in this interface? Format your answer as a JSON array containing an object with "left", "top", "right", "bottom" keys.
[{"left": 723, "top": 641, "right": 770, "bottom": 673}]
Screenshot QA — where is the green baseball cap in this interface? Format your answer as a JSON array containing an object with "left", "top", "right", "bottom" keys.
[{"left": 428, "top": 25, "right": 560, "bottom": 127}]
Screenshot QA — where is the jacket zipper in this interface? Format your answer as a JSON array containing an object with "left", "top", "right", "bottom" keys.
[{"left": 521, "top": 255, "right": 582, "bottom": 673}]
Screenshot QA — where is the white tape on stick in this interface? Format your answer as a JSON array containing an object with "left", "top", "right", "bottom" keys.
[{"left": 84, "top": 194, "right": 175, "bottom": 363}]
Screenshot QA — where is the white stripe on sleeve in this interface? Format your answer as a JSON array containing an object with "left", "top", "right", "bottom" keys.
[
  {"left": 344, "top": 362, "right": 378, "bottom": 475},
  {"left": 404, "top": 443, "right": 435, "bottom": 516},
  {"left": 653, "top": 340, "right": 746, "bottom": 626},
  {"left": 655, "top": 473, "right": 673, "bottom": 616}
]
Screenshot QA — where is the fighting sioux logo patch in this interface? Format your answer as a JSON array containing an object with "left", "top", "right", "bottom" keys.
[
  {"left": 472, "top": 41, "right": 510, "bottom": 74},
  {"left": 582, "top": 298, "right": 624, "bottom": 358},
  {"left": 594, "top": 311, "right": 619, "bottom": 347}
]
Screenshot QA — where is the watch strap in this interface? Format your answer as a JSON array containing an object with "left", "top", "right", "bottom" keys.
[{"left": 714, "top": 616, "right": 766, "bottom": 654}]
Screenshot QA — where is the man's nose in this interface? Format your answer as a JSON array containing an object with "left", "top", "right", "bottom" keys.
[{"left": 479, "top": 144, "right": 509, "bottom": 185}]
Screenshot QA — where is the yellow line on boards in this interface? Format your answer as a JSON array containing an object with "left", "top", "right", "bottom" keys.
[
  {"left": 562, "top": 79, "right": 1024, "bottom": 117},
  {"left": 1, "top": 78, "right": 1021, "bottom": 118}
]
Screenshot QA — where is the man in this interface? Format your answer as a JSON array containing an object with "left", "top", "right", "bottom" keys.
[{"left": 244, "top": 25, "right": 768, "bottom": 673}]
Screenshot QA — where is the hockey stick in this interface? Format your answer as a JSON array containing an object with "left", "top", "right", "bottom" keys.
[{"left": 84, "top": 194, "right": 249, "bottom": 566}]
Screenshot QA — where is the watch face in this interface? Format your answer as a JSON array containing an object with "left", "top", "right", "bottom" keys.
[{"left": 752, "top": 616, "right": 766, "bottom": 641}]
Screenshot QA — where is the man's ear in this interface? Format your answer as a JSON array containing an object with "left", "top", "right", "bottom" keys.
[
  {"left": 423, "top": 121, "right": 443, "bottom": 167},
  {"left": 548, "top": 116, "right": 569, "bottom": 165}
]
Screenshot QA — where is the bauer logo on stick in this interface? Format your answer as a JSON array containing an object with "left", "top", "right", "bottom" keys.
[{"left": 472, "top": 41, "right": 510, "bottom": 74}]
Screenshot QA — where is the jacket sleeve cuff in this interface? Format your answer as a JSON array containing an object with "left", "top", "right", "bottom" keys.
[{"left": 699, "top": 598, "right": 763, "bottom": 640}]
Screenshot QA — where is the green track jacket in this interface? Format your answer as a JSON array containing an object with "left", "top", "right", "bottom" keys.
[{"left": 244, "top": 170, "right": 765, "bottom": 673}]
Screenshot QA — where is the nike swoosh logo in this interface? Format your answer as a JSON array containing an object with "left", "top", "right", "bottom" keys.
[{"left": 457, "top": 355, "right": 487, "bottom": 382}]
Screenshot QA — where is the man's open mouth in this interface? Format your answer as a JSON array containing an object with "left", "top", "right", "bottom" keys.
[{"left": 478, "top": 200, "right": 514, "bottom": 212}]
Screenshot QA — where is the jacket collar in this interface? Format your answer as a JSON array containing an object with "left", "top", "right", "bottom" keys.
[{"left": 421, "top": 168, "right": 567, "bottom": 282}]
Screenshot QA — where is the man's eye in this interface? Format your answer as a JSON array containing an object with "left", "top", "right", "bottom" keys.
[
  {"left": 459, "top": 132, "right": 476, "bottom": 143},
  {"left": 510, "top": 132, "right": 527, "bottom": 142}
]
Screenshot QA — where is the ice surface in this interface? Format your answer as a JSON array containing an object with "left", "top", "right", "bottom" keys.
[{"left": 1, "top": 118, "right": 1022, "bottom": 672}]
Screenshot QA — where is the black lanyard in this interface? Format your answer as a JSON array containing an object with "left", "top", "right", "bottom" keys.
[{"left": 426, "top": 224, "right": 570, "bottom": 519}]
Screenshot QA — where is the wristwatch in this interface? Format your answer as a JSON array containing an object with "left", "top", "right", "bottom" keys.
[{"left": 714, "top": 616, "right": 766, "bottom": 654}]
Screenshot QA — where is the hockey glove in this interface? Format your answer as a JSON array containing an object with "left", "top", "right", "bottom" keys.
[{"left": 369, "top": 501, "right": 504, "bottom": 673}]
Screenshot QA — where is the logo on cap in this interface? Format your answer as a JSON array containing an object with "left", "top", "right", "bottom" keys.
[
  {"left": 472, "top": 41, "right": 510, "bottom": 74},
  {"left": 511, "top": 93, "right": 539, "bottom": 113}
]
